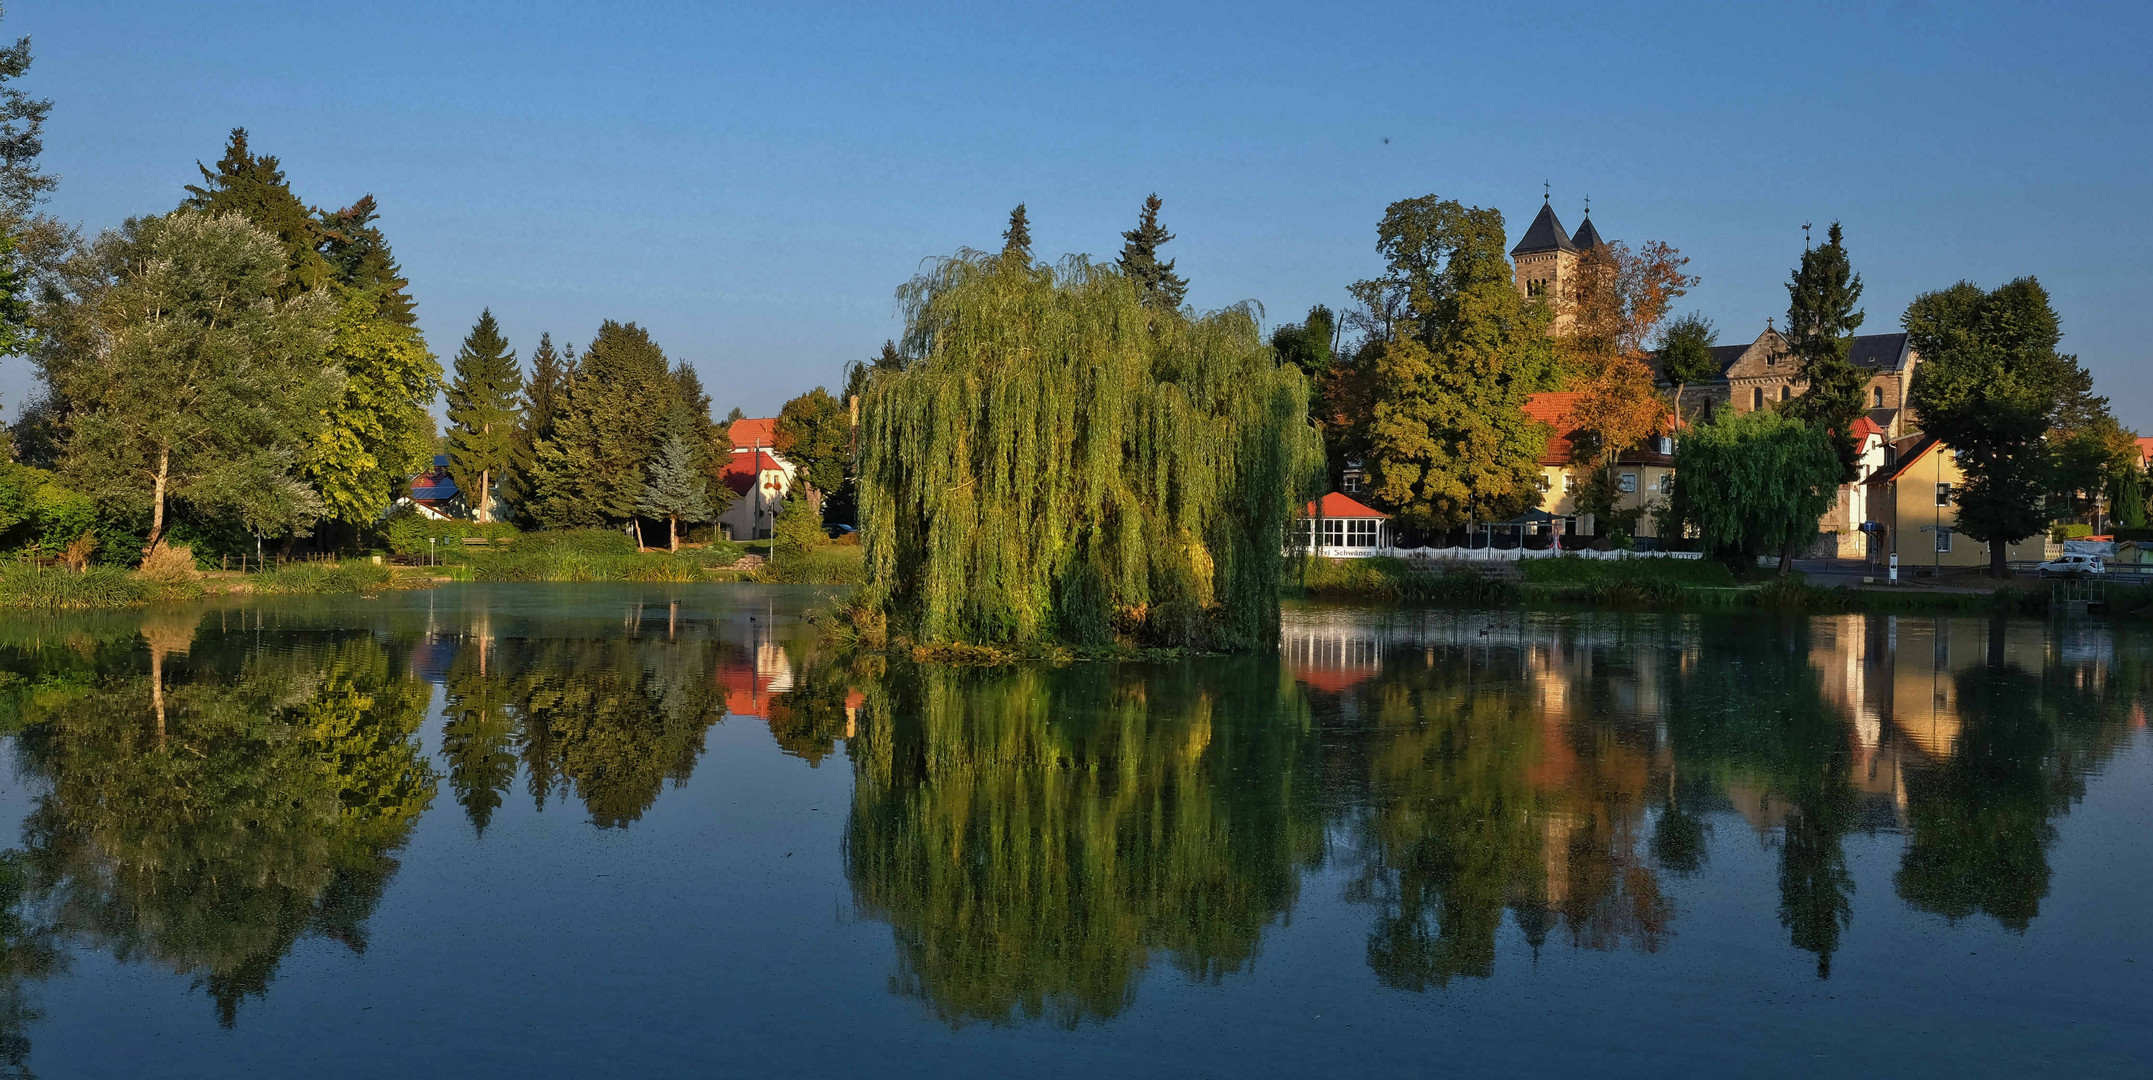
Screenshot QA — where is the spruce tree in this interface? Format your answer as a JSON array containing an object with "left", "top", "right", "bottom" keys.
[
  {"left": 1001, "top": 204, "right": 1032, "bottom": 262},
  {"left": 636, "top": 427, "right": 712, "bottom": 551},
  {"left": 1781, "top": 222, "right": 1867, "bottom": 480},
  {"left": 1115, "top": 193, "right": 1188, "bottom": 311},
  {"left": 181, "top": 128, "right": 333, "bottom": 296},
  {"left": 507, "top": 331, "right": 567, "bottom": 509},
  {"left": 444, "top": 309, "right": 525, "bottom": 522},
  {"left": 667, "top": 361, "right": 734, "bottom": 520},
  {"left": 528, "top": 321, "right": 671, "bottom": 528},
  {"left": 317, "top": 195, "right": 417, "bottom": 326},
  {"left": 0, "top": 10, "right": 54, "bottom": 217}
]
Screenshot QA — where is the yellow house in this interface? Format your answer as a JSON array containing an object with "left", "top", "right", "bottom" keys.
[
  {"left": 1870, "top": 435, "right": 2051, "bottom": 572},
  {"left": 1523, "top": 391, "right": 1677, "bottom": 541}
]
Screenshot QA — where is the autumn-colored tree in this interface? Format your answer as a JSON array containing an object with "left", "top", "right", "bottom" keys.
[
  {"left": 1565, "top": 239, "right": 1697, "bottom": 369},
  {"left": 1566, "top": 355, "right": 1669, "bottom": 540}
]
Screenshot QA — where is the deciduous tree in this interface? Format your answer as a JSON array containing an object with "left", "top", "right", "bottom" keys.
[
  {"left": 776, "top": 386, "right": 849, "bottom": 496},
  {"left": 1904, "top": 278, "right": 2080, "bottom": 576},
  {"left": 1658, "top": 313, "right": 1719, "bottom": 430},
  {"left": 1670, "top": 408, "right": 1841, "bottom": 574},
  {"left": 1353, "top": 196, "right": 1561, "bottom": 531},
  {"left": 34, "top": 211, "right": 337, "bottom": 553}
]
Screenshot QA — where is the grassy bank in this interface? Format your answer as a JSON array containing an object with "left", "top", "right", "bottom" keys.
[
  {"left": 446, "top": 528, "right": 865, "bottom": 585},
  {"left": 1295, "top": 555, "right": 2119, "bottom": 616},
  {"left": 244, "top": 560, "right": 399, "bottom": 594},
  {"left": 0, "top": 565, "right": 161, "bottom": 608}
]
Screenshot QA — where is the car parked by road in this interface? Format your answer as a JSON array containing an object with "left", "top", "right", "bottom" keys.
[{"left": 2036, "top": 553, "right": 2105, "bottom": 577}]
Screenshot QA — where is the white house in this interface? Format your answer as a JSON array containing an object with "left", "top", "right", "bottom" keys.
[
  {"left": 717, "top": 417, "right": 800, "bottom": 540},
  {"left": 1302, "top": 492, "right": 1393, "bottom": 557}
]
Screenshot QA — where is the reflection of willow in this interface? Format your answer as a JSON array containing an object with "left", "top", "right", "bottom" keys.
[
  {"left": 843, "top": 660, "right": 1323, "bottom": 1027},
  {"left": 1895, "top": 638, "right": 2134, "bottom": 930},
  {"left": 1662, "top": 621, "right": 1856, "bottom": 977},
  {"left": 444, "top": 637, "right": 724, "bottom": 829},
  {"left": 13, "top": 624, "right": 436, "bottom": 1026}
]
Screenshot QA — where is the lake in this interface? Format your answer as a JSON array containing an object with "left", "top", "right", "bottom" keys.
[{"left": 0, "top": 584, "right": 2145, "bottom": 1077}]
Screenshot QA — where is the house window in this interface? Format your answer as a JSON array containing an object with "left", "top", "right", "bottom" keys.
[
  {"left": 1563, "top": 473, "right": 1578, "bottom": 494},
  {"left": 1936, "top": 482, "right": 1953, "bottom": 507},
  {"left": 1752, "top": 387, "right": 1764, "bottom": 411},
  {"left": 1873, "top": 386, "right": 1885, "bottom": 408},
  {"left": 1320, "top": 518, "right": 1345, "bottom": 546},
  {"left": 1536, "top": 473, "right": 1552, "bottom": 493},
  {"left": 1700, "top": 399, "right": 1715, "bottom": 421},
  {"left": 1618, "top": 473, "right": 1638, "bottom": 494},
  {"left": 1935, "top": 527, "right": 1952, "bottom": 553},
  {"left": 1659, "top": 473, "right": 1675, "bottom": 495},
  {"left": 1341, "top": 472, "right": 1362, "bottom": 493},
  {"left": 1346, "top": 519, "right": 1379, "bottom": 547}
]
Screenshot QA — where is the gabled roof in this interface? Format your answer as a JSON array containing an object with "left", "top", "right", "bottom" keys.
[
  {"left": 1874, "top": 434, "right": 1943, "bottom": 485},
  {"left": 1510, "top": 202, "right": 1577, "bottom": 256},
  {"left": 1569, "top": 215, "right": 1605, "bottom": 251},
  {"left": 721, "top": 451, "right": 788, "bottom": 495},
  {"left": 1306, "top": 492, "right": 1389, "bottom": 519},
  {"left": 727, "top": 417, "right": 780, "bottom": 451},
  {"left": 1848, "top": 333, "right": 1910, "bottom": 370},
  {"left": 1523, "top": 391, "right": 1588, "bottom": 465},
  {"left": 2137, "top": 436, "right": 2153, "bottom": 465},
  {"left": 411, "top": 474, "right": 459, "bottom": 501},
  {"left": 1850, "top": 416, "right": 1888, "bottom": 441}
]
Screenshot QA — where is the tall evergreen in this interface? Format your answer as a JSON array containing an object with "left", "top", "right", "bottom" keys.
[
  {"left": 1780, "top": 222, "right": 1867, "bottom": 480},
  {"left": 444, "top": 310, "right": 524, "bottom": 523},
  {"left": 1001, "top": 204, "right": 1032, "bottom": 262},
  {"left": 0, "top": 7, "right": 55, "bottom": 217},
  {"left": 317, "top": 195, "right": 417, "bottom": 326},
  {"left": 181, "top": 129, "right": 333, "bottom": 296},
  {"left": 1115, "top": 193, "right": 1188, "bottom": 311},
  {"left": 667, "top": 362, "right": 733, "bottom": 520},
  {"left": 636, "top": 427, "right": 713, "bottom": 551},
  {"left": 527, "top": 321, "right": 671, "bottom": 529}
]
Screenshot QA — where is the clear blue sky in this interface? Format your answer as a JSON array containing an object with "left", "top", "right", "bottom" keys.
[{"left": 13, "top": 1, "right": 2153, "bottom": 423}]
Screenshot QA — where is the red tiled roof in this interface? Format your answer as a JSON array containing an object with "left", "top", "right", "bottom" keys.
[
  {"left": 728, "top": 417, "right": 781, "bottom": 451},
  {"left": 721, "top": 450, "right": 787, "bottom": 496},
  {"left": 1523, "top": 392, "right": 1588, "bottom": 465},
  {"left": 1851, "top": 416, "right": 1887, "bottom": 440},
  {"left": 2137, "top": 436, "right": 2153, "bottom": 464},
  {"left": 1306, "top": 492, "right": 1389, "bottom": 519}
]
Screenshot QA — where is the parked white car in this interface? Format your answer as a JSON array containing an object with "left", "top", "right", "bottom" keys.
[{"left": 2036, "top": 554, "right": 2105, "bottom": 577}]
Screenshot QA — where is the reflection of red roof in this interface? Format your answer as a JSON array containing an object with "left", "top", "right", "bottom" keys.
[
  {"left": 1292, "top": 666, "right": 1379, "bottom": 693},
  {"left": 1305, "top": 492, "right": 1388, "bottom": 519},
  {"left": 721, "top": 450, "right": 787, "bottom": 496},
  {"left": 718, "top": 663, "right": 783, "bottom": 718},
  {"left": 728, "top": 417, "right": 780, "bottom": 451},
  {"left": 1524, "top": 392, "right": 1587, "bottom": 465}
]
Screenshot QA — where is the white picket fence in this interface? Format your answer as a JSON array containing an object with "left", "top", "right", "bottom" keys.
[{"left": 1386, "top": 546, "right": 1704, "bottom": 563}]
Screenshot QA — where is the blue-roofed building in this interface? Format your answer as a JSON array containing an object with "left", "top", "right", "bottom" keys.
[{"left": 398, "top": 454, "right": 471, "bottom": 521}]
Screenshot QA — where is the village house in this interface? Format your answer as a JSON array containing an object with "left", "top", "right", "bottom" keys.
[
  {"left": 1867, "top": 434, "right": 2053, "bottom": 572},
  {"left": 1520, "top": 391, "right": 1677, "bottom": 543},
  {"left": 1299, "top": 492, "right": 1394, "bottom": 557},
  {"left": 396, "top": 455, "right": 469, "bottom": 521},
  {"left": 717, "top": 417, "right": 800, "bottom": 541}
]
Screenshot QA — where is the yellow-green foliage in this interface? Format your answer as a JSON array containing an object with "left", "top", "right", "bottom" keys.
[
  {"left": 464, "top": 529, "right": 744, "bottom": 582},
  {"left": 0, "top": 565, "right": 152, "bottom": 608},
  {"left": 382, "top": 509, "right": 520, "bottom": 559},
  {"left": 856, "top": 252, "right": 1323, "bottom": 650}
]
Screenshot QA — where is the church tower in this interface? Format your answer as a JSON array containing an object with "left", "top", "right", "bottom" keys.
[{"left": 1511, "top": 197, "right": 1580, "bottom": 333}]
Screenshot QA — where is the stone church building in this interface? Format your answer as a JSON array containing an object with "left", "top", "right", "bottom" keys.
[{"left": 1509, "top": 198, "right": 1924, "bottom": 557}]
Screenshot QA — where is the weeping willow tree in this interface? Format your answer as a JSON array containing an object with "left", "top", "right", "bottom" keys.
[{"left": 856, "top": 252, "right": 1323, "bottom": 651}]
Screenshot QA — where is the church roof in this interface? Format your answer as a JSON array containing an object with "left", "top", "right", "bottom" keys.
[
  {"left": 1510, "top": 202, "right": 1577, "bottom": 256},
  {"left": 1569, "top": 214, "right": 1605, "bottom": 250}
]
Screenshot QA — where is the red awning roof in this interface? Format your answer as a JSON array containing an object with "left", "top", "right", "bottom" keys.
[{"left": 1306, "top": 492, "right": 1389, "bottom": 519}]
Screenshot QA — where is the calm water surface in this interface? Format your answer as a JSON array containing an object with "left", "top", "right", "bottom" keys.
[{"left": 0, "top": 585, "right": 2146, "bottom": 1077}]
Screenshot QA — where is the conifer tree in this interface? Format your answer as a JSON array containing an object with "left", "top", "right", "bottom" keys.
[
  {"left": 507, "top": 333, "right": 568, "bottom": 509},
  {"left": 182, "top": 129, "right": 333, "bottom": 296},
  {"left": 1001, "top": 204, "right": 1032, "bottom": 262},
  {"left": 0, "top": 7, "right": 55, "bottom": 217},
  {"left": 663, "top": 361, "right": 733, "bottom": 520},
  {"left": 444, "top": 310, "right": 524, "bottom": 523},
  {"left": 1115, "top": 193, "right": 1188, "bottom": 311},
  {"left": 636, "top": 426, "right": 712, "bottom": 551},
  {"left": 1780, "top": 222, "right": 1867, "bottom": 480},
  {"left": 317, "top": 195, "right": 417, "bottom": 326},
  {"left": 528, "top": 321, "right": 671, "bottom": 528}
]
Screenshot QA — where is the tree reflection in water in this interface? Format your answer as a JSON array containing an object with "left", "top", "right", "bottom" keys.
[{"left": 0, "top": 598, "right": 2141, "bottom": 1052}]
